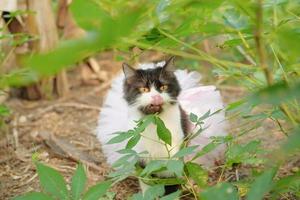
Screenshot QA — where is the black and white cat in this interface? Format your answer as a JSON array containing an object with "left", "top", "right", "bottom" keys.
[{"left": 96, "top": 57, "right": 227, "bottom": 191}]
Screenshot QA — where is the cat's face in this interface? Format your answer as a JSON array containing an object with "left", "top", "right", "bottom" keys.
[{"left": 123, "top": 58, "right": 181, "bottom": 115}]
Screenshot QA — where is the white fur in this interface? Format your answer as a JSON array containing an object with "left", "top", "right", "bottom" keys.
[{"left": 96, "top": 62, "right": 227, "bottom": 168}]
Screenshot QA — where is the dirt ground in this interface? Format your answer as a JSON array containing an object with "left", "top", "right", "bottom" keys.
[{"left": 0, "top": 52, "right": 298, "bottom": 200}]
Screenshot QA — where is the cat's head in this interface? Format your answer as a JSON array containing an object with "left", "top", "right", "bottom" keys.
[{"left": 123, "top": 57, "right": 181, "bottom": 115}]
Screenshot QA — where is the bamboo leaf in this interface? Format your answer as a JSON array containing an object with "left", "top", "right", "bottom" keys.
[
  {"left": 246, "top": 168, "right": 277, "bottom": 200},
  {"left": 13, "top": 192, "right": 54, "bottom": 200},
  {"left": 201, "top": 182, "right": 239, "bottom": 200},
  {"left": 35, "top": 162, "right": 69, "bottom": 200},
  {"left": 83, "top": 181, "right": 112, "bottom": 200},
  {"left": 167, "top": 160, "right": 184, "bottom": 177},
  {"left": 71, "top": 164, "right": 87, "bottom": 200},
  {"left": 185, "top": 162, "right": 208, "bottom": 187},
  {"left": 155, "top": 116, "right": 172, "bottom": 145}
]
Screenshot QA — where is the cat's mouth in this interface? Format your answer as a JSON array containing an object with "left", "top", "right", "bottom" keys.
[{"left": 139, "top": 104, "right": 163, "bottom": 114}]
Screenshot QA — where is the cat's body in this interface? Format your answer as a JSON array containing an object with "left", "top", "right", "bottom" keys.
[
  {"left": 96, "top": 58, "right": 227, "bottom": 192},
  {"left": 129, "top": 103, "right": 184, "bottom": 163}
]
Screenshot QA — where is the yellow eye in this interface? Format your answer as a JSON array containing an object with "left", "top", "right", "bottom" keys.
[
  {"left": 160, "top": 85, "right": 168, "bottom": 91},
  {"left": 139, "top": 87, "right": 150, "bottom": 93}
]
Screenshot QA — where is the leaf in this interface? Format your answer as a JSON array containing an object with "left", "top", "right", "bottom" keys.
[
  {"left": 140, "top": 160, "right": 166, "bottom": 176},
  {"left": 71, "top": 164, "right": 87, "bottom": 200},
  {"left": 185, "top": 162, "right": 208, "bottom": 187},
  {"left": 131, "top": 193, "right": 144, "bottom": 200},
  {"left": 270, "top": 172, "right": 300, "bottom": 198},
  {"left": 107, "top": 131, "right": 134, "bottom": 144},
  {"left": 126, "top": 134, "right": 141, "bottom": 149},
  {"left": 160, "top": 190, "right": 181, "bottom": 200},
  {"left": 144, "top": 184, "right": 165, "bottom": 200},
  {"left": 70, "top": 0, "right": 111, "bottom": 31},
  {"left": 226, "top": 140, "right": 262, "bottom": 166},
  {"left": 166, "top": 160, "right": 184, "bottom": 177},
  {"left": 35, "top": 162, "right": 69, "bottom": 200},
  {"left": 281, "top": 127, "right": 300, "bottom": 154},
  {"left": 200, "top": 182, "right": 239, "bottom": 200},
  {"left": 193, "top": 141, "right": 220, "bottom": 160},
  {"left": 0, "top": 105, "right": 10, "bottom": 116},
  {"left": 198, "top": 110, "right": 211, "bottom": 121},
  {"left": 13, "top": 192, "right": 54, "bottom": 200},
  {"left": 155, "top": 117, "right": 172, "bottom": 145},
  {"left": 189, "top": 113, "right": 198, "bottom": 123},
  {"left": 83, "top": 181, "right": 112, "bottom": 200},
  {"left": 246, "top": 168, "right": 277, "bottom": 200},
  {"left": 248, "top": 82, "right": 300, "bottom": 106},
  {"left": 172, "top": 146, "right": 198, "bottom": 158},
  {"left": 226, "top": 100, "right": 245, "bottom": 111}
]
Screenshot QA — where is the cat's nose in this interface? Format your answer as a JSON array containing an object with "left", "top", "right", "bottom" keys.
[{"left": 151, "top": 95, "right": 163, "bottom": 105}]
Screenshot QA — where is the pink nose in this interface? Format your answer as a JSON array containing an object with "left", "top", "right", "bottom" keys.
[{"left": 151, "top": 95, "right": 163, "bottom": 105}]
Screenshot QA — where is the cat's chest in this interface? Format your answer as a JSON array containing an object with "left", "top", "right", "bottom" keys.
[{"left": 131, "top": 105, "right": 184, "bottom": 160}]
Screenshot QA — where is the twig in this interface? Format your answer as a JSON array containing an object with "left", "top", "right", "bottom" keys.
[
  {"left": 125, "top": 39, "right": 253, "bottom": 69},
  {"left": 217, "top": 165, "right": 226, "bottom": 183},
  {"left": 26, "top": 102, "right": 101, "bottom": 120},
  {"left": 12, "top": 117, "right": 19, "bottom": 150},
  {"left": 38, "top": 131, "right": 102, "bottom": 171}
]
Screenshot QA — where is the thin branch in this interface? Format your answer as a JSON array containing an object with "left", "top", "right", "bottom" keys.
[{"left": 255, "top": 0, "right": 273, "bottom": 85}]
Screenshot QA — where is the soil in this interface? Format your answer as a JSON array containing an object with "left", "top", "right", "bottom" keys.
[{"left": 0, "top": 51, "right": 298, "bottom": 200}]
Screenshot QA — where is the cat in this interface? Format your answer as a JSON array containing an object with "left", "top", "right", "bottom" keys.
[
  {"left": 96, "top": 57, "right": 227, "bottom": 194},
  {"left": 122, "top": 57, "right": 187, "bottom": 164}
]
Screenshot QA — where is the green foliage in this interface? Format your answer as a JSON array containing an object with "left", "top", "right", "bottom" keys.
[
  {"left": 71, "top": 164, "right": 87, "bottom": 200},
  {"left": 36, "top": 162, "right": 69, "bottom": 200},
  {"left": 200, "top": 182, "right": 239, "bottom": 200},
  {"left": 185, "top": 162, "right": 208, "bottom": 187},
  {"left": 6, "top": 0, "right": 300, "bottom": 199},
  {"left": 14, "top": 163, "right": 111, "bottom": 200},
  {"left": 246, "top": 168, "right": 277, "bottom": 200}
]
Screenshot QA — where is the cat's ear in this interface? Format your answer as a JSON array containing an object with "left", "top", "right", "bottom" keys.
[
  {"left": 162, "top": 56, "right": 175, "bottom": 72},
  {"left": 122, "top": 63, "right": 136, "bottom": 79}
]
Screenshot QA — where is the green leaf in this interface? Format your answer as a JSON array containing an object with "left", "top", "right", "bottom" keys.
[
  {"left": 226, "top": 140, "right": 262, "bottom": 166},
  {"left": 70, "top": 0, "right": 111, "bottom": 31},
  {"left": 144, "top": 184, "right": 165, "bottom": 200},
  {"left": 172, "top": 146, "right": 198, "bottom": 158},
  {"left": 83, "top": 181, "right": 112, "bottom": 200},
  {"left": 200, "top": 182, "right": 239, "bottom": 200},
  {"left": 126, "top": 134, "right": 141, "bottom": 149},
  {"left": 185, "top": 162, "right": 208, "bottom": 187},
  {"left": 155, "top": 117, "right": 172, "bottom": 145},
  {"left": 131, "top": 193, "right": 144, "bottom": 200},
  {"left": 189, "top": 113, "right": 198, "bottom": 123},
  {"left": 271, "top": 172, "right": 300, "bottom": 198},
  {"left": 193, "top": 141, "right": 220, "bottom": 160},
  {"left": 13, "top": 192, "right": 54, "bottom": 200},
  {"left": 0, "top": 105, "right": 10, "bottom": 116},
  {"left": 226, "top": 100, "right": 245, "bottom": 111},
  {"left": 281, "top": 127, "right": 300, "bottom": 154},
  {"left": 35, "top": 162, "right": 69, "bottom": 200},
  {"left": 160, "top": 190, "right": 181, "bottom": 200},
  {"left": 140, "top": 160, "right": 166, "bottom": 176},
  {"left": 167, "top": 160, "right": 184, "bottom": 177},
  {"left": 246, "top": 168, "right": 277, "bottom": 200},
  {"left": 248, "top": 82, "right": 300, "bottom": 106},
  {"left": 198, "top": 110, "right": 211, "bottom": 121},
  {"left": 107, "top": 131, "right": 134, "bottom": 144},
  {"left": 71, "top": 164, "right": 87, "bottom": 200}
]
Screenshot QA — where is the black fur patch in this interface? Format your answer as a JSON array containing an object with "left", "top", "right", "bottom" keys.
[{"left": 179, "top": 106, "right": 189, "bottom": 137}]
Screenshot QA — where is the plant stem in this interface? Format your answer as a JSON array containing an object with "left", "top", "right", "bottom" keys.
[
  {"left": 255, "top": 0, "right": 273, "bottom": 86},
  {"left": 124, "top": 40, "right": 253, "bottom": 69}
]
